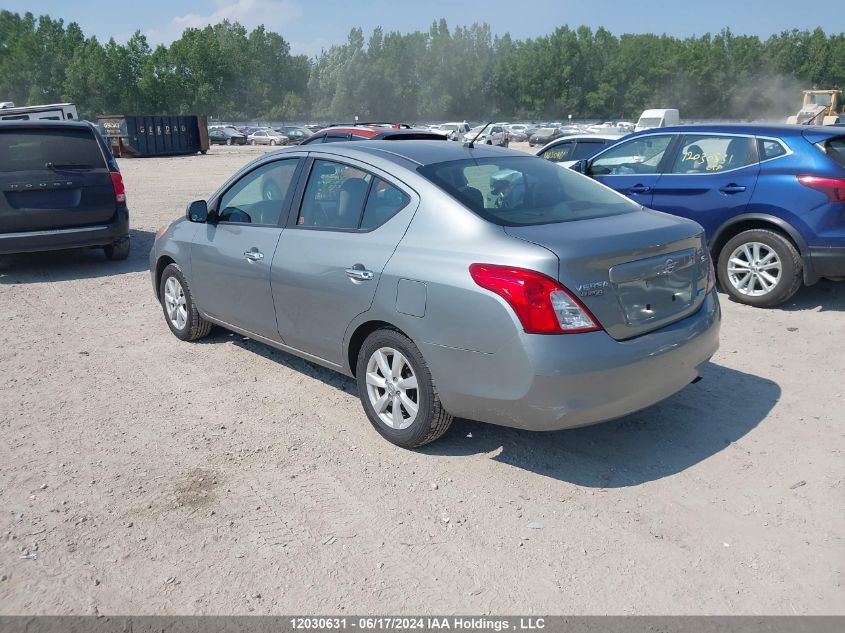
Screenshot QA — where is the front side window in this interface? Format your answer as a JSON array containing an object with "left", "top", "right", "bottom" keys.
[
  {"left": 296, "top": 160, "right": 409, "bottom": 230},
  {"left": 670, "top": 135, "right": 756, "bottom": 174},
  {"left": 419, "top": 156, "right": 637, "bottom": 227},
  {"left": 217, "top": 159, "right": 299, "bottom": 225},
  {"left": 572, "top": 140, "right": 607, "bottom": 160},
  {"left": 591, "top": 134, "right": 673, "bottom": 176}
]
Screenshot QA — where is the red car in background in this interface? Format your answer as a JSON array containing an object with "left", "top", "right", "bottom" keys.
[{"left": 300, "top": 122, "right": 446, "bottom": 145}]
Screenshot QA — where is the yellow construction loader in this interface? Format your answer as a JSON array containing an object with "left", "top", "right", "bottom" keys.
[{"left": 787, "top": 89, "right": 844, "bottom": 125}]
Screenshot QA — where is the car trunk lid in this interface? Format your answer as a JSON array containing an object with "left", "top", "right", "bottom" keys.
[
  {"left": 505, "top": 209, "right": 709, "bottom": 340},
  {"left": 0, "top": 126, "right": 116, "bottom": 234}
]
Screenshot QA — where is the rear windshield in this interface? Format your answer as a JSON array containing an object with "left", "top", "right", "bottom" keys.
[
  {"left": 0, "top": 127, "right": 105, "bottom": 172},
  {"left": 824, "top": 137, "right": 845, "bottom": 168},
  {"left": 418, "top": 156, "right": 638, "bottom": 226}
]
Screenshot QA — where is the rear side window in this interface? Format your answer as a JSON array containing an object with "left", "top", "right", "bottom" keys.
[
  {"left": 360, "top": 178, "right": 410, "bottom": 230},
  {"left": 297, "top": 160, "right": 409, "bottom": 231},
  {"left": 419, "top": 156, "right": 637, "bottom": 227},
  {"left": 0, "top": 127, "right": 106, "bottom": 172},
  {"left": 823, "top": 137, "right": 845, "bottom": 168},
  {"left": 759, "top": 139, "right": 787, "bottom": 161},
  {"left": 670, "top": 135, "right": 757, "bottom": 174}
]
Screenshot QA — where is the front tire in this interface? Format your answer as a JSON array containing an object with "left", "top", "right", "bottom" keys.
[
  {"left": 356, "top": 329, "right": 452, "bottom": 448},
  {"left": 717, "top": 229, "right": 802, "bottom": 307},
  {"left": 159, "top": 263, "right": 213, "bottom": 341},
  {"left": 226, "top": 138, "right": 232, "bottom": 146}
]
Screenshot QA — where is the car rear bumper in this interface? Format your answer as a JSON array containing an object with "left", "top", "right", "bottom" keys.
[
  {"left": 422, "top": 291, "right": 721, "bottom": 431},
  {"left": 807, "top": 245, "right": 845, "bottom": 279},
  {"left": 0, "top": 208, "right": 128, "bottom": 255}
]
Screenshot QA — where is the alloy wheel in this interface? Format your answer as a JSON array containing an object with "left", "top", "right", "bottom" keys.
[
  {"left": 163, "top": 276, "right": 188, "bottom": 329},
  {"left": 365, "top": 347, "right": 419, "bottom": 430},
  {"left": 727, "top": 241, "right": 782, "bottom": 297}
]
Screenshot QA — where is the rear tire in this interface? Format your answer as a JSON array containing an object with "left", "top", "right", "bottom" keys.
[
  {"left": 717, "top": 229, "right": 802, "bottom": 307},
  {"left": 104, "top": 237, "right": 130, "bottom": 261},
  {"left": 158, "top": 263, "right": 213, "bottom": 341},
  {"left": 356, "top": 329, "right": 452, "bottom": 448},
  {"left": 226, "top": 138, "right": 232, "bottom": 146}
]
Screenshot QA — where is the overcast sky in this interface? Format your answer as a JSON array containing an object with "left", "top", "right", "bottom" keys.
[{"left": 6, "top": 0, "right": 844, "bottom": 57}]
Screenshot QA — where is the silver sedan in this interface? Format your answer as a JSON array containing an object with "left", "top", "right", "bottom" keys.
[
  {"left": 247, "top": 129, "right": 289, "bottom": 146},
  {"left": 150, "top": 141, "right": 720, "bottom": 448}
]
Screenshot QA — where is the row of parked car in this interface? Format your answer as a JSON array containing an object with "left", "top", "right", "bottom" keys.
[
  {"left": 1, "top": 115, "right": 842, "bottom": 449},
  {"left": 208, "top": 124, "right": 316, "bottom": 146}
]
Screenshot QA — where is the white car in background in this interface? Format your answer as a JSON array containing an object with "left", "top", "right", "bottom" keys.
[
  {"left": 462, "top": 123, "right": 509, "bottom": 147},
  {"left": 535, "top": 133, "right": 625, "bottom": 167},
  {"left": 435, "top": 122, "right": 470, "bottom": 141}
]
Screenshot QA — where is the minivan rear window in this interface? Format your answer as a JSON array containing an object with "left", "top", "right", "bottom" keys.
[
  {"left": 824, "top": 137, "right": 845, "bottom": 168},
  {"left": 0, "top": 127, "right": 106, "bottom": 172},
  {"left": 418, "top": 156, "right": 638, "bottom": 226}
]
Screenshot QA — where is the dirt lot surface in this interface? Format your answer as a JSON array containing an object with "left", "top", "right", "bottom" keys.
[{"left": 1, "top": 144, "right": 843, "bottom": 615}]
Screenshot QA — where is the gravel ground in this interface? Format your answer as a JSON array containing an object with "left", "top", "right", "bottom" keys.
[{"left": 0, "top": 143, "right": 843, "bottom": 615}]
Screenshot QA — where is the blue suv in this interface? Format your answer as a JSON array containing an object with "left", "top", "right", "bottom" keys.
[{"left": 574, "top": 124, "right": 845, "bottom": 307}]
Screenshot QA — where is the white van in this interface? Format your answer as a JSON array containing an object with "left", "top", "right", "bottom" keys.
[
  {"left": 0, "top": 102, "right": 79, "bottom": 121},
  {"left": 635, "top": 108, "right": 679, "bottom": 132}
]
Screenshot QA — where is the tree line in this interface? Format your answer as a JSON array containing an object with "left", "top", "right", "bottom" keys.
[{"left": 1, "top": 11, "right": 843, "bottom": 122}]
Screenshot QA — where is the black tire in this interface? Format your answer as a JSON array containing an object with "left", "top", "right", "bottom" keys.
[
  {"left": 104, "top": 237, "right": 130, "bottom": 260},
  {"left": 269, "top": 140, "right": 277, "bottom": 146},
  {"left": 158, "top": 263, "right": 213, "bottom": 341},
  {"left": 226, "top": 138, "right": 232, "bottom": 146},
  {"left": 717, "top": 228, "right": 802, "bottom": 308},
  {"left": 250, "top": 139, "right": 256, "bottom": 145},
  {"left": 356, "top": 328, "right": 453, "bottom": 449}
]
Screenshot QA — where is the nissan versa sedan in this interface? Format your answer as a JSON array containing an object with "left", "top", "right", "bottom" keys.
[{"left": 150, "top": 141, "right": 720, "bottom": 448}]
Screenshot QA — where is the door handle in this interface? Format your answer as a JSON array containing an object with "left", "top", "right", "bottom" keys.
[
  {"left": 719, "top": 184, "right": 747, "bottom": 194},
  {"left": 345, "top": 266, "right": 374, "bottom": 281},
  {"left": 243, "top": 249, "right": 264, "bottom": 261},
  {"left": 628, "top": 184, "right": 652, "bottom": 194}
]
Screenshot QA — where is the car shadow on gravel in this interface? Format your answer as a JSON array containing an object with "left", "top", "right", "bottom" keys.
[
  {"left": 778, "top": 279, "right": 844, "bottom": 312},
  {"left": 0, "top": 228, "right": 153, "bottom": 284},
  {"left": 423, "top": 362, "right": 780, "bottom": 488}
]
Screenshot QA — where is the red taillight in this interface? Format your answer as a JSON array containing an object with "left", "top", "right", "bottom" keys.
[
  {"left": 797, "top": 175, "right": 845, "bottom": 202},
  {"left": 469, "top": 264, "right": 601, "bottom": 334},
  {"left": 110, "top": 171, "right": 126, "bottom": 204}
]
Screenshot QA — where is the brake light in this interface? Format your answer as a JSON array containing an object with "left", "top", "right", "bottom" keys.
[
  {"left": 110, "top": 171, "right": 126, "bottom": 204},
  {"left": 469, "top": 264, "right": 601, "bottom": 334},
  {"left": 797, "top": 175, "right": 845, "bottom": 202}
]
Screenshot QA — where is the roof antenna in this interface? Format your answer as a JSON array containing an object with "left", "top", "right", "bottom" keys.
[{"left": 464, "top": 121, "right": 491, "bottom": 149}]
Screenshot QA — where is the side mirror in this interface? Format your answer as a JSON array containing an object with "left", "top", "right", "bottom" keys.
[
  {"left": 571, "top": 160, "right": 589, "bottom": 174},
  {"left": 187, "top": 199, "right": 208, "bottom": 223}
]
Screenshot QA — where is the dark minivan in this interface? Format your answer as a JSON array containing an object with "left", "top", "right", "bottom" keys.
[{"left": 0, "top": 120, "right": 129, "bottom": 259}]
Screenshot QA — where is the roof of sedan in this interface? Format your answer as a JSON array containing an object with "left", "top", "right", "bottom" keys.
[
  {"left": 631, "top": 123, "right": 841, "bottom": 138},
  {"left": 309, "top": 139, "right": 527, "bottom": 166}
]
